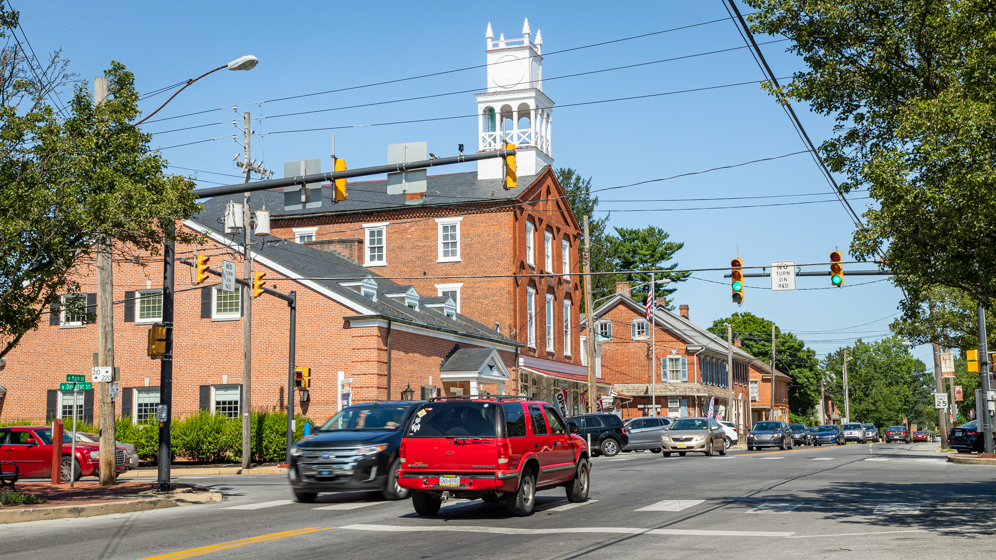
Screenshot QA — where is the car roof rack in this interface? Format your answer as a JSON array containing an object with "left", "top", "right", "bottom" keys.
[{"left": 427, "top": 394, "right": 530, "bottom": 402}]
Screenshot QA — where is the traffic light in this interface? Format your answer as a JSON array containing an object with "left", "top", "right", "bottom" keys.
[
  {"left": 147, "top": 325, "right": 169, "bottom": 358},
  {"left": 295, "top": 367, "right": 311, "bottom": 389},
  {"left": 830, "top": 251, "right": 844, "bottom": 287},
  {"left": 968, "top": 349, "right": 979, "bottom": 372},
  {"left": 333, "top": 158, "right": 348, "bottom": 202},
  {"left": 503, "top": 143, "right": 517, "bottom": 189},
  {"left": 253, "top": 271, "right": 266, "bottom": 298},
  {"left": 731, "top": 258, "right": 744, "bottom": 304},
  {"left": 195, "top": 255, "right": 210, "bottom": 284}
]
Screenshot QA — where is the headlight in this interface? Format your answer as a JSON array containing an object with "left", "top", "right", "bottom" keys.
[
  {"left": 662, "top": 436, "right": 672, "bottom": 442},
  {"left": 89, "top": 451, "right": 99, "bottom": 459},
  {"left": 290, "top": 447, "right": 304, "bottom": 457},
  {"left": 693, "top": 436, "right": 705, "bottom": 442},
  {"left": 359, "top": 444, "right": 388, "bottom": 456}
]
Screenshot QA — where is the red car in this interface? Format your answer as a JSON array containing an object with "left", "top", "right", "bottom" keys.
[
  {"left": 912, "top": 431, "right": 930, "bottom": 442},
  {"left": 398, "top": 396, "right": 591, "bottom": 517},
  {"left": 0, "top": 426, "right": 127, "bottom": 481}
]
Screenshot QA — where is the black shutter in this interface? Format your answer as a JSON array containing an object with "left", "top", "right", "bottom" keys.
[
  {"left": 82, "top": 390, "right": 94, "bottom": 423},
  {"left": 46, "top": 390, "right": 57, "bottom": 422},
  {"left": 239, "top": 289, "right": 244, "bottom": 317},
  {"left": 200, "top": 287, "right": 212, "bottom": 319},
  {"left": 49, "top": 301, "right": 60, "bottom": 326},
  {"left": 199, "top": 385, "right": 211, "bottom": 411},
  {"left": 121, "top": 387, "right": 133, "bottom": 419},
  {"left": 124, "top": 291, "right": 135, "bottom": 322},
  {"left": 86, "top": 292, "right": 97, "bottom": 316},
  {"left": 238, "top": 384, "right": 244, "bottom": 415}
]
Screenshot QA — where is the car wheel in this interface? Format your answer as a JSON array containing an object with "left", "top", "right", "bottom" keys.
[
  {"left": 506, "top": 468, "right": 536, "bottom": 516},
  {"left": 293, "top": 490, "right": 317, "bottom": 503},
  {"left": 662, "top": 451, "right": 671, "bottom": 457},
  {"left": 719, "top": 440, "right": 727, "bottom": 456},
  {"left": 747, "top": 445, "right": 753, "bottom": 451},
  {"left": 705, "top": 439, "right": 714, "bottom": 457},
  {"left": 780, "top": 439, "right": 787, "bottom": 451},
  {"left": 724, "top": 437, "right": 732, "bottom": 450},
  {"left": 412, "top": 492, "right": 442, "bottom": 515},
  {"left": 565, "top": 459, "right": 590, "bottom": 503},
  {"left": 600, "top": 438, "right": 620, "bottom": 457},
  {"left": 381, "top": 457, "right": 410, "bottom": 501},
  {"left": 60, "top": 456, "right": 82, "bottom": 482},
  {"left": 651, "top": 448, "right": 662, "bottom": 454},
  {"left": 678, "top": 452, "right": 687, "bottom": 457}
]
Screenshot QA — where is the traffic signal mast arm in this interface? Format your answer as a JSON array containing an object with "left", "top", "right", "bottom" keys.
[
  {"left": 178, "top": 258, "right": 293, "bottom": 303},
  {"left": 726, "top": 269, "right": 893, "bottom": 278},
  {"left": 190, "top": 148, "right": 517, "bottom": 199}
]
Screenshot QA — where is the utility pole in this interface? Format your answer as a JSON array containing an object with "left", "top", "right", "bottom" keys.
[
  {"left": 932, "top": 341, "right": 948, "bottom": 449},
  {"left": 650, "top": 272, "right": 656, "bottom": 417},
  {"left": 583, "top": 216, "right": 597, "bottom": 414},
  {"left": 94, "top": 77, "right": 116, "bottom": 486},
  {"left": 726, "top": 323, "right": 734, "bottom": 426},
  {"left": 770, "top": 325, "right": 776, "bottom": 421},
  {"left": 978, "top": 303, "right": 993, "bottom": 454},
  {"left": 842, "top": 347, "right": 850, "bottom": 424},
  {"left": 240, "top": 111, "right": 253, "bottom": 470},
  {"left": 819, "top": 374, "right": 826, "bottom": 425}
]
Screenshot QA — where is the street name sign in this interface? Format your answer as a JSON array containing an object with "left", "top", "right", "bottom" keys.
[
  {"left": 934, "top": 392, "right": 949, "bottom": 409},
  {"left": 940, "top": 352, "right": 955, "bottom": 378},
  {"left": 66, "top": 374, "right": 85, "bottom": 383},
  {"left": 770, "top": 261, "right": 796, "bottom": 291},
  {"left": 60, "top": 382, "right": 92, "bottom": 391},
  {"left": 92, "top": 366, "right": 113, "bottom": 383},
  {"left": 221, "top": 260, "right": 237, "bottom": 293}
]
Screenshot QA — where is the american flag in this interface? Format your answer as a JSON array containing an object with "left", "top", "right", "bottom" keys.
[{"left": 645, "top": 276, "right": 654, "bottom": 320}]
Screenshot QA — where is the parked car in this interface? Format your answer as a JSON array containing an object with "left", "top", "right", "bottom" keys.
[
  {"left": 841, "top": 423, "right": 867, "bottom": 443},
  {"left": 288, "top": 400, "right": 424, "bottom": 502},
  {"left": 863, "top": 424, "right": 880, "bottom": 443},
  {"left": 398, "top": 396, "right": 590, "bottom": 517},
  {"left": 912, "top": 431, "right": 930, "bottom": 442},
  {"left": 565, "top": 413, "right": 628, "bottom": 457},
  {"left": 0, "top": 426, "right": 127, "bottom": 481},
  {"left": 811, "top": 424, "right": 845, "bottom": 446},
  {"left": 660, "top": 417, "right": 727, "bottom": 457},
  {"left": 73, "top": 432, "right": 138, "bottom": 470},
  {"left": 747, "top": 421, "right": 793, "bottom": 450},
  {"left": 789, "top": 424, "right": 810, "bottom": 446},
  {"left": 718, "top": 421, "right": 739, "bottom": 449},
  {"left": 885, "top": 425, "right": 911, "bottom": 443},
  {"left": 949, "top": 420, "right": 986, "bottom": 453},
  {"left": 623, "top": 417, "right": 672, "bottom": 453}
]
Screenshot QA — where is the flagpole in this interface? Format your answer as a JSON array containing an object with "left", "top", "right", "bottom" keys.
[{"left": 650, "top": 272, "right": 656, "bottom": 417}]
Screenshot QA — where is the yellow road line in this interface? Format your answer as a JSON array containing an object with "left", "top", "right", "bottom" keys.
[
  {"left": 138, "top": 527, "right": 331, "bottom": 560},
  {"left": 737, "top": 443, "right": 865, "bottom": 457}
]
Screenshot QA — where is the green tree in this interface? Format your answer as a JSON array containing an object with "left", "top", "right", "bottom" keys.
[
  {"left": 607, "top": 226, "right": 688, "bottom": 306},
  {"left": 0, "top": 6, "right": 200, "bottom": 357},
  {"left": 744, "top": 0, "right": 996, "bottom": 314},
  {"left": 707, "top": 312, "right": 820, "bottom": 416},
  {"left": 555, "top": 168, "right": 617, "bottom": 309}
]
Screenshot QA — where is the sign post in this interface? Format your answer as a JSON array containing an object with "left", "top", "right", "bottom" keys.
[{"left": 770, "top": 261, "right": 797, "bottom": 291}]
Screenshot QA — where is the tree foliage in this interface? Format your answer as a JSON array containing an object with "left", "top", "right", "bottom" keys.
[
  {"left": 0, "top": 6, "right": 200, "bottom": 358},
  {"left": 744, "top": 0, "right": 996, "bottom": 318},
  {"left": 707, "top": 312, "right": 820, "bottom": 416},
  {"left": 607, "top": 226, "right": 689, "bottom": 306},
  {"left": 556, "top": 168, "right": 616, "bottom": 309}
]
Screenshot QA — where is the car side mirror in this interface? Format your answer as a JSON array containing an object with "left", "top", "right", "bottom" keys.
[
  {"left": 569, "top": 423, "right": 580, "bottom": 434},
  {"left": 25, "top": 438, "right": 36, "bottom": 445}
]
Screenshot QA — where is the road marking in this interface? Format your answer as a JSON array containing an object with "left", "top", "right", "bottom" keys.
[
  {"left": 313, "top": 502, "right": 383, "bottom": 511},
  {"left": 747, "top": 501, "right": 804, "bottom": 514},
  {"left": 635, "top": 499, "right": 705, "bottom": 512},
  {"left": 874, "top": 503, "right": 920, "bottom": 515},
  {"left": 864, "top": 458, "right": 889, "bottom": 462},
  {"left": 812, "top": 458, "right": 833, "bottom": 461},
  {"left": 788, "top": 529, "right": 928, "bottom": 539},
  {"left": 543, "top": 499, "right": 598, "bottom": 513},
  {"left": 917, "top": 459, "right": 946, "bottom": 463},
  {"left": 224, "top": 500, "right": 295, "bottom": 510},
  {"left": 138, "top": 527, "right": 331, "bottom": 560},
  {"left": 341, "top": 524, "right": 793, "bottom": 538},
  {"left": 599, "top": 456, "right": 641, "bottom": 462},
  {"left": 437, "top": 499, "right": 478, "bottom": 512},
  {"left": 758, "top": 456, "right": 784, "bottom": 460}
]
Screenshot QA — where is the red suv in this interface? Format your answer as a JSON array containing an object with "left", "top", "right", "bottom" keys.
[
  {"left": 398, "top": 396, "right": 591, "bottom": 517},
  {"left": 0, "top": 426, "right": 128, "bottom": 481}
]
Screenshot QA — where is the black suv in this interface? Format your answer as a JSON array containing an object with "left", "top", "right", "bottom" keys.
[
  {"left": 565, "top": 413, "right": 628, "bottom": 457},
  {"left": 288, "top": 400, "right": 423, "bottom": 502}
]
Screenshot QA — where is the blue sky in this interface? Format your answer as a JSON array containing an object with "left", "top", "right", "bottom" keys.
[{"left": 12, "top": 0, "right": 928, "bottom": 366}]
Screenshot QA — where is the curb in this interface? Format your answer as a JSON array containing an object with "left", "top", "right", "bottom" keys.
[
  {"left": 120, "top": 466, "right": 287, "bottom": 478},
  {"left": 0, "top": 487, "right": 222, "bottom": 524},
  {"left": 947, "top": 453, "right": 996, "bottom": 465}
]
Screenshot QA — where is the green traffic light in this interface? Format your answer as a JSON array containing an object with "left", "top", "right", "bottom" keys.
[
  {"left": 732, "top": 281, "right": 743, "bottom": 292},
  {"left": 832, "top": 274, "right": 842, "bottom": 286}
]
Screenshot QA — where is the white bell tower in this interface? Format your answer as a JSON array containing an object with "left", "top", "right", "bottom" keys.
[{"left": 476, "top": 19, "right": 554, "bottom": 180}]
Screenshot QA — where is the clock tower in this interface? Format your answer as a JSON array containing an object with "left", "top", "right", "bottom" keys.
[{"left": 476, "top": 19, "right": 554, "bottom": 180}]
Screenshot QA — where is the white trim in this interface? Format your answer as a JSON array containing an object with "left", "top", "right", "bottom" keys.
[
  {"left": 519, "top": 355, "right": 588, "bottom": 377},
  {"left": 563, "top": 299, "right": 572, "bottom": 356},
  {"left": 631, "top": 319, "right": 650, "bottom": 340},
  {"left": 363, "top": 222, "right": 387, "bottom": 267},
  {"left": 184, "top": 220, "right": 378, "bottom": 316},
  {"left": 562, "top": 239, "right": 570, "bottom": 281},
  {"left": 545, "top": 294, "right": 554, "bottom": 352},
  {"left": 135, "top": 289, "right": 163, "bottom": 324},
  {"left": 60, "top": 294, "right": 86, "bottom": 328},
  {"left": 56, "top": 390, "right": 85, "bottom": 420},
  {"left": 211, "top": 384, "right": 242, "bottom": 417},
  {"left": 346, "top": 317, "right": 519, "bottom": 350},
  {"left": 211, "top": 286, "right": 241, "bottom": 321},
  {"left": 526, "top": 287, "right": 536, "bottom": 348},
  {"left": 133, "top": 387, "right": 161, "bottom": 424},
  {"left": 292, "top": 226, "right": 318, "bottom": 244},
  {"left": 435, "top": 283, "right": 463, "bottom": 313},
  {"left": 525, "top": 221, "right": 535, "bottom": 267},
  {"left": 544, "top": 231, "right": 553, "bottom": 271},
  {"left": 435, "top": 217, "right": 462, "bottom": 263}
]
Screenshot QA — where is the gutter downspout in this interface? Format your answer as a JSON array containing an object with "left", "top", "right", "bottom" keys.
[{"left": 386, "top": 320, "right": 393, "bottom": 400}]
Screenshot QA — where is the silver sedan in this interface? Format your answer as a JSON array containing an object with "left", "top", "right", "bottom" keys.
[{"left": 660, "top": 417, "right": 727, "bottom": 457}]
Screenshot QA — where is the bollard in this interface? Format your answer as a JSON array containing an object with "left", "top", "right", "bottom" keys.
[
  {"left": 303, "top": 423, "right": 311, "bottom": 437},
  {"left": 51, "top": 419, "right": 63, "bottom": 484}
]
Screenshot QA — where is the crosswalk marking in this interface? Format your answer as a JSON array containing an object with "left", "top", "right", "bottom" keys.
[
  {"left": 313, "top": 502, "right": 383, "bottom": 511},
  {"left": 224, "top": 500, "right": 295, "bottom": 510},
  {"left": 812, "top": 458, "right": 833, "bottom": 461},
  {"left": 544, "top": 499, "right": 598, "bottom": 513},
  {"left": 865, "top": 458, "right": 889, "bottom": 462},
  {"left": 747, "top": 501, "right": 804, "bottom": 514},
  {"left": 758, "top": 456, "right": 784, "bottom": 460},
  {"left": 635, "top": 499, "right": 704, "bottom": 512},
  {"left": 438, "top": 499, "right": 477, "bottom": 512},
  {"left": 874, "top": 503, "right": 920, "bottom": 515}
]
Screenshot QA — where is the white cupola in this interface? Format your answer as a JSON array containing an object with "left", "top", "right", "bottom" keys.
[{"left": 476, "top": 19, "right": 554, "bottom": 180}]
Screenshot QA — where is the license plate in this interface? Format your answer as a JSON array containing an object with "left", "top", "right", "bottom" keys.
[
  {"left": 438, "top": 476, "right": 461, "bottom": 487},
  {"left": 676, "top": 443, "right": 687, "bottom": 448},
  {"left": 318, "top": 470, "right": 332, "bottom": 476},
  {"left": 954, "top": 431, "right": 962, "bottom": 436}
]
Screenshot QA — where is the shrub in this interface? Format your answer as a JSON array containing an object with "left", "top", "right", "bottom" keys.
[{"left": 0, "top": 490, "right": 45, "bottom": 506}]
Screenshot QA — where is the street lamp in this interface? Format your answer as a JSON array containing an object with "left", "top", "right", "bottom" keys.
[
  {"left": 401, "top": 384, "right": 415, "bottom": 401},
  {"left": 149, "top": 56, "right": 258, "bottom": 492}
]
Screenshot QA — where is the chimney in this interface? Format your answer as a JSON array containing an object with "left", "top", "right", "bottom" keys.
[
  {"left": 655, "top": 297, "right": 666, "bottom": 309},
  {"left": 679, "top": 304, "right": 689, "bottom": 319},
  {"left": 734, "top": 338, "right": 742, "bottom": 348},
  {"left": 406, "top": 192, "right": 424, "bottom": 201},
  {"left": 615, "top": 281, "right": 632, "bottom": 299}
]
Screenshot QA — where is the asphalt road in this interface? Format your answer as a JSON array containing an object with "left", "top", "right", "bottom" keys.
[{"left": 7, "top": 442, "right": 996, "bottom": 560}]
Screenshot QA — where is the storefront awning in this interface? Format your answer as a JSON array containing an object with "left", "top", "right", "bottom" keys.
[{"left": 520, "top": 366, "right": 611, "bottom": 387}]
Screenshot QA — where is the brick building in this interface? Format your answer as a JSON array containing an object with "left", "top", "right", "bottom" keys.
[
  {"left": 748, "top": 358, "right": 792, "bottom": 425},
  {"left": 582, "top": 283, "right": 755, "bottom": 434},
  {"left": 0, "top": 216, "right": 522, "bottom": 425}
]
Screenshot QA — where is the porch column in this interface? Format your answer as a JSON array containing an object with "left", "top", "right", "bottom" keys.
[
  {"left": 469, "top": 380, "right": 479, "bottom": 396},
  {"left": 498, "top": 384, "right": 505, "bottom": 395}
]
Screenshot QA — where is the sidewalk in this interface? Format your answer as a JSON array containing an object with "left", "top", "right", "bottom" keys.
[
  {"left": 947, "top": 452, "right": 996, "bottom": 465},
  {"left": 119, "top": 465, "right": 288, "bottom": 478},
  {"left": 0, "top": 480, "right": 221, "bottom": 524}
]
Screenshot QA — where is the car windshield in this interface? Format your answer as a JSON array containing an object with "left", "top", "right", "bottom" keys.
[
  {"left": 670, "top": 419, "right": 709, "bottom": 431},
  {"left": 863, "top": 424, "right": 875, "bottom": 429},
  {"left": 406, "top": 402, "right": 498, "bottom": 438},
  {"left": 889, "top": 425, "right": 906, "bottom": 430},
  {"left": 30, "top": 428, "right": 73, "bottom": 445},
  {"left": 320, "top": 406, "right": 408, "bottom": 431},
  {"left": 842, "top": 424, "right": 862, "bottom": 430},
  {"left": 789, "top": 424, "right": 806, "bottom": 431},
  {"left": 753, "top": 421, "right": 781, "bottom": 431},
  {"left": 817, "top": 425, "right": 837, "bottom": 431},
  {"left": 959, "top": 421, "right": 977, "bottom": 429}
]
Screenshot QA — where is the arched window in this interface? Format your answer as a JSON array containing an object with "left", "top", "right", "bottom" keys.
[
  {"left": 517, "top": 103, "right": 531, "bottom": 131},
  {"left": 483, "top": 107, "right": 495, "bottom": 133}
]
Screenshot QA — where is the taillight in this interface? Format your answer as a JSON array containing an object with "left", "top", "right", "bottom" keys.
[
  {"left": 498, "top": 442, "right": 511, "bottom": 465},
  {"left": 967, "top": 430, "right": 979, "bottom": 436},
  {"left": 902, "top": 431, "right": 907, "bottom": 435},
  {"left": 621, "top": 427, "right": 628, "bottom": 436},
  {"left": 399, "top": 440, "right": 407, "bottom": 464}
]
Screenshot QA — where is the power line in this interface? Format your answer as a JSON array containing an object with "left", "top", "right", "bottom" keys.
[
  {"left": 3, "top": 0, "right": 69, "bottom": 118},
  {"left": 594, "top": 196, "right": 871, "bottom": 212}
]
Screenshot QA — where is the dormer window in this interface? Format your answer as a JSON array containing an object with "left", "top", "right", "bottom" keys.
[
  {"left": 359, "top": 277, "right": 378, "bottom": 301},
  {"left": 443, "top": 297, "right": 457, "bottom": 319}
]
